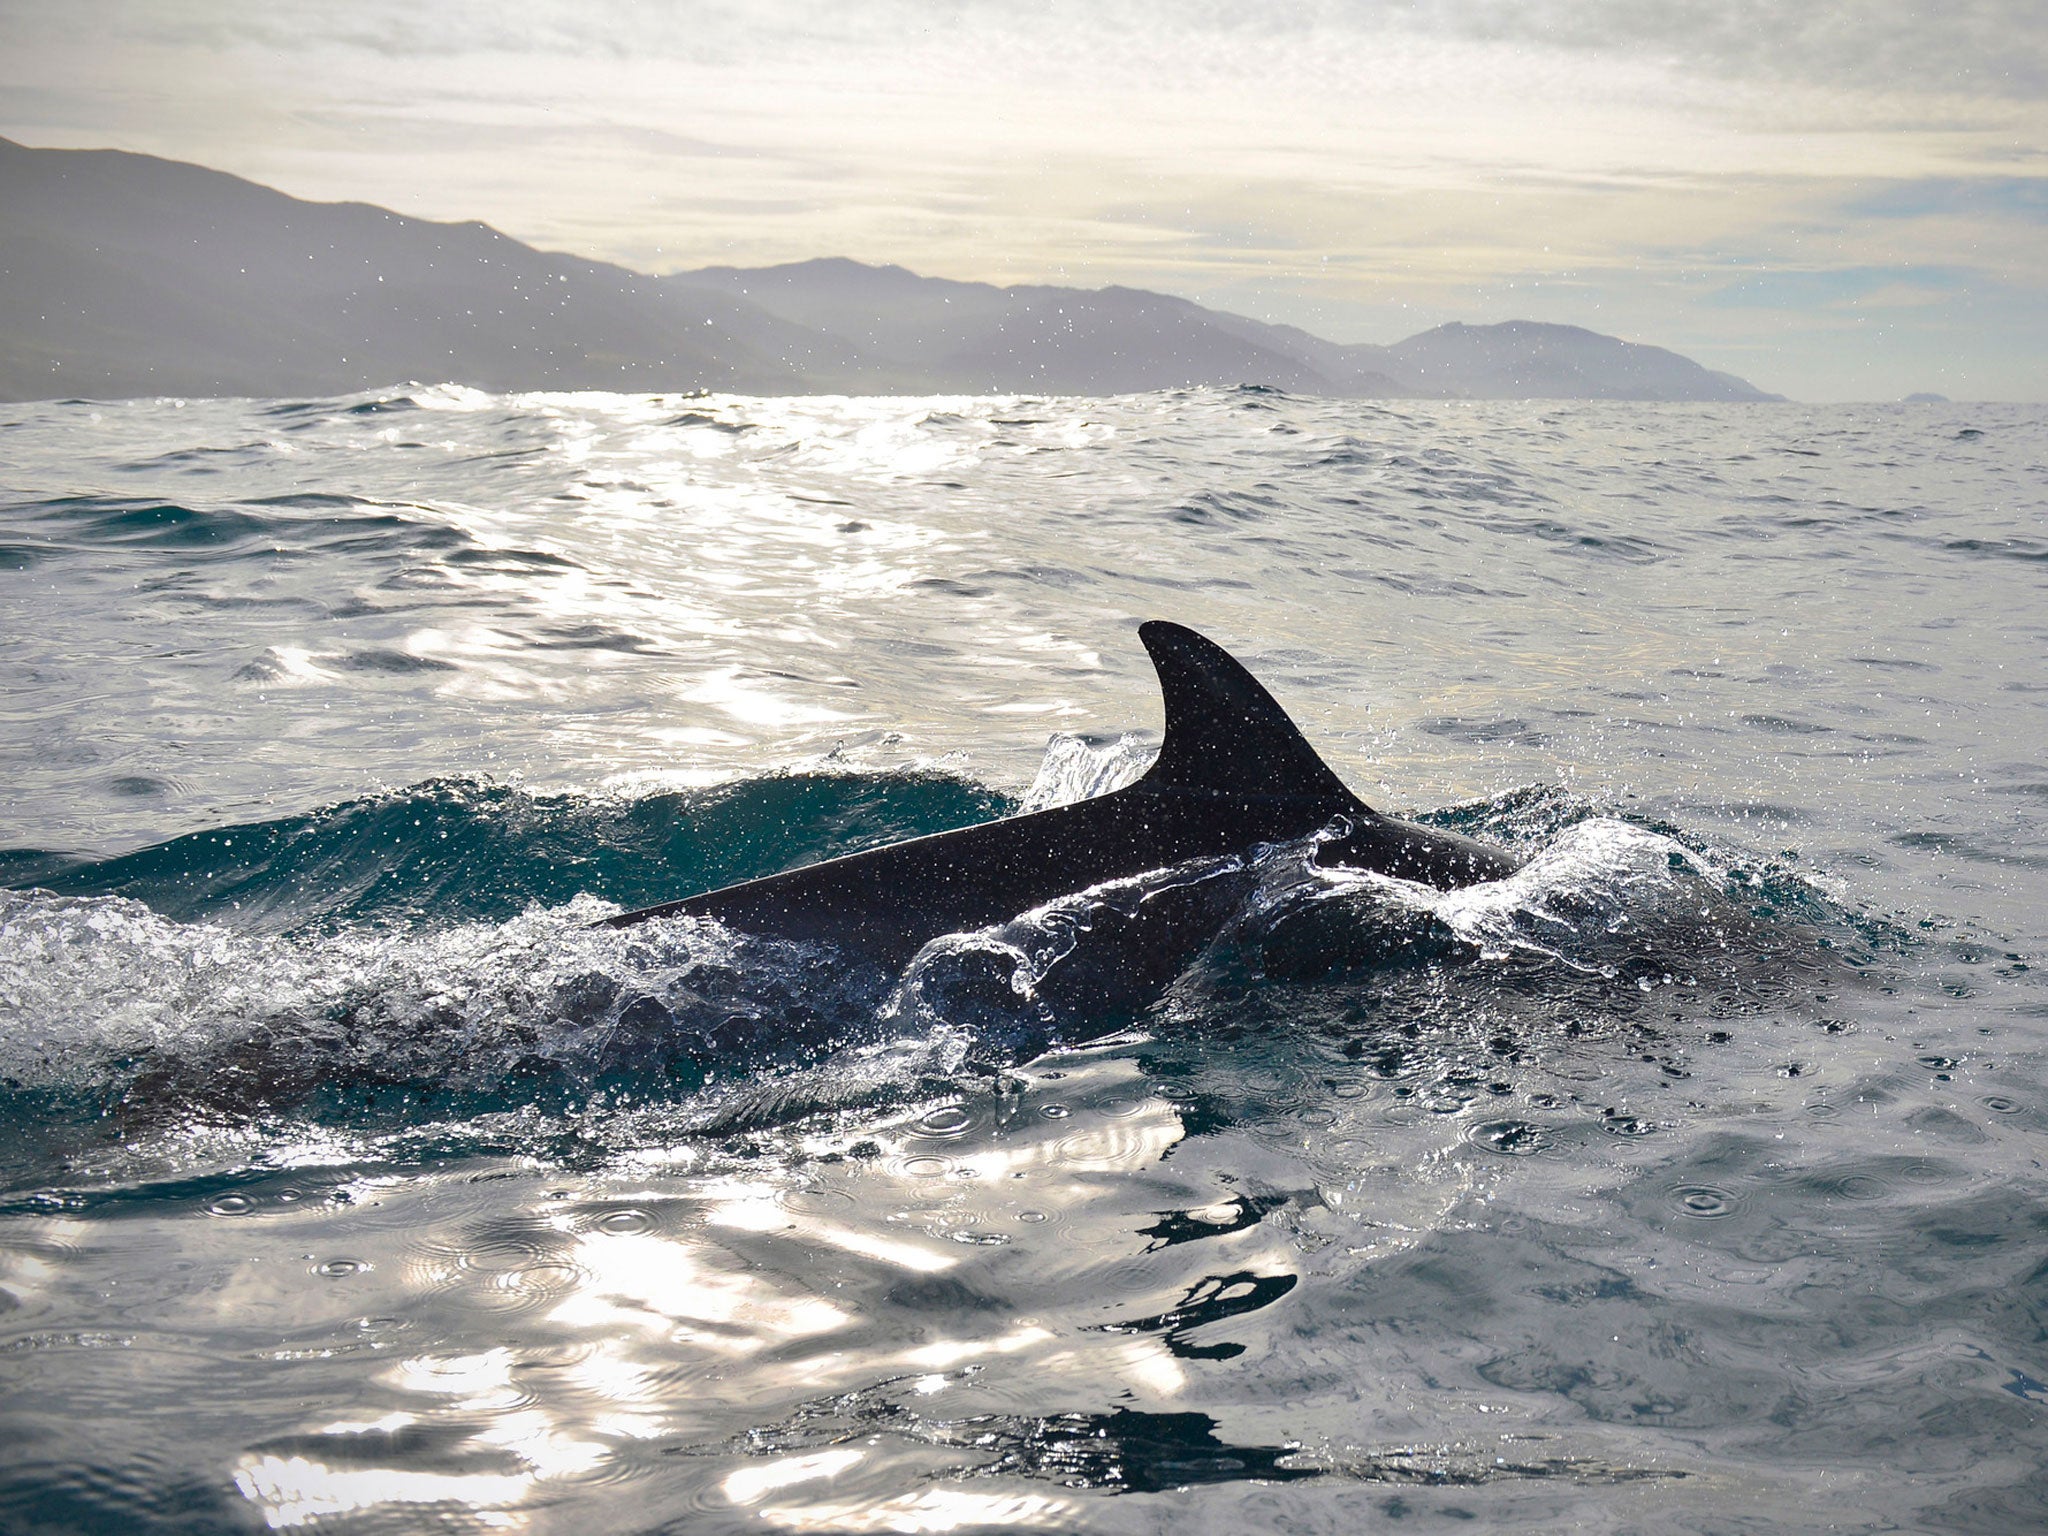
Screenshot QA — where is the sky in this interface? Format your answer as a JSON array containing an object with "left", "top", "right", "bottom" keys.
[{"left": 4, "top": 0, "right": 2044, "bottom": 400}]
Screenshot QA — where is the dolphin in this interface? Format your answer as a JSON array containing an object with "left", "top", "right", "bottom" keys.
[{"left": 602, "top": 622, "right": 1518, "bottom": 971}]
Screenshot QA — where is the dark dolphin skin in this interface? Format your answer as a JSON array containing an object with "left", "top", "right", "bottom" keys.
[{"left": 602, "top": 621, "right": 1519, "bottom": 966}]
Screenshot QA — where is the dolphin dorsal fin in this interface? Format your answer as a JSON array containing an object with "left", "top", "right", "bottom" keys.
[{"left": 1134, "top": 621, "right": 1367, "bottom": 806}]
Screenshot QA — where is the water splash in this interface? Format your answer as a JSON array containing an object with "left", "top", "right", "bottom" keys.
[{"left": 1017, "top": 731, "right": 1155, "bottom": 812}]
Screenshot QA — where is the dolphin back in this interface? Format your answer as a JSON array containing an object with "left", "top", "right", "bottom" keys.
[{"left": 599, "top": 622, "right": 1516, "bottom": 958}]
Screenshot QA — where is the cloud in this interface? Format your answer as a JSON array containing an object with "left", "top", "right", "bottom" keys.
[
  {"left": 1848, "top": 176, "right": 2048, "bottom": 222},
  {"left": 25, "top": 2, "right": 2048, "bottom": 101},
  {"left": 1704, "top": 264, "right": 1977, "bottom": 310},
  {"left": 1408, "top": 0, "right": 2048, "bottom": 99}
]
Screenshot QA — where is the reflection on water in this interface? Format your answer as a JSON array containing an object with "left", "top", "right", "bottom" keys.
[{"left": 194, "top": 1052, "right": 1219, "bottom": 1529}]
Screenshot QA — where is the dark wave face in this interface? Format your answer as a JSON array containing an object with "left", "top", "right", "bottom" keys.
[
  {"left": 9, "top": 772, "right": 1011, "bottom": 933},
  {"left": 1, "top": 389, "right": 2043, "bottom": 1534}
]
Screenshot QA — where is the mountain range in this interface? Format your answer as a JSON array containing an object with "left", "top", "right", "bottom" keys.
[{"left": 0, "top": 136, "right": 1781, "bottom": 404}]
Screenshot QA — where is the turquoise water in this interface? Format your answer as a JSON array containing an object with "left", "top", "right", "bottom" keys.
[{"left": 2, "top": 387, "right": 2044, "bottom": 1532}]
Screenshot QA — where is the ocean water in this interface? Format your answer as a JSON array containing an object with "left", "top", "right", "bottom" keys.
[{"left": 1, "top": 386, "right": 2044, "bottom": 1534}]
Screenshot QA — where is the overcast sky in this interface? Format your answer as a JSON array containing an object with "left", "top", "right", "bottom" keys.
[{"left": 5, "top": 0, "right": 2044, "bottom": 399}]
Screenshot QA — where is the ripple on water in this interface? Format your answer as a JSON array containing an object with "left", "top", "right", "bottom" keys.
[
  {"left": 396, "top": 1225, "right": 585, "bottom": 1319},
  {"left": 910, "top": 1103, "right": 975, "bottom": 1137},
  {"left": 1667, "top": 1184, "right": 1740, "bottom": 1219},
  {"left": 1897, "top": 1159, "right": 1961, "bottom": 1186},
  {"left": 1819, "top": 1172, "right": 1895, "bottom": 1204},
  {"left": 777, "top": 1185, "right": 856, "bottom": 1218}
]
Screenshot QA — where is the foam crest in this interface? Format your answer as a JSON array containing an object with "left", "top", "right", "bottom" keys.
[
  {"left": 1266, "top": 814, "right": 1839, "bottom": 1008},
  {"left": 0, "top": 890, "right": 884, "bottom": 1105},
  {"left": 1428, "top": 816, "right": 1714, "bottom": 969}
]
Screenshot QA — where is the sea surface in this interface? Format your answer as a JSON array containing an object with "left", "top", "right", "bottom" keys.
[{"left": 1, "top": 386, "right": 2044, "bottom": 1534}]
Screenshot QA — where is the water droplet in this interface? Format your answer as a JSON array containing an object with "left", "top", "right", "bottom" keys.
[
  {"left": 595, "top": 1208, "right": 653, "bottom": 1235},
  {"left": 1601, "top": 1113, "right": 1655, "bottom": 1138},
  {"left": 1468, "top": 1120, "right": 1549, "bottom": 1157}
]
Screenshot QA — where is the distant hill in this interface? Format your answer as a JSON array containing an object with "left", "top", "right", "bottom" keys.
[
  {"left": 1378, "top": 319, "right": 1776, "bottom": 402},
  {"left": 0, "top": 137, "right": 845, "bottom": 400},
  {"left": 664, "top": 259, "right": 1416, "bottom": 397},
  {"left": 669, "top": 259, "right": 1776, "bottom": 403},
  {"left": 0, "top": 137, "right": 1783, "bottom": 404}
]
